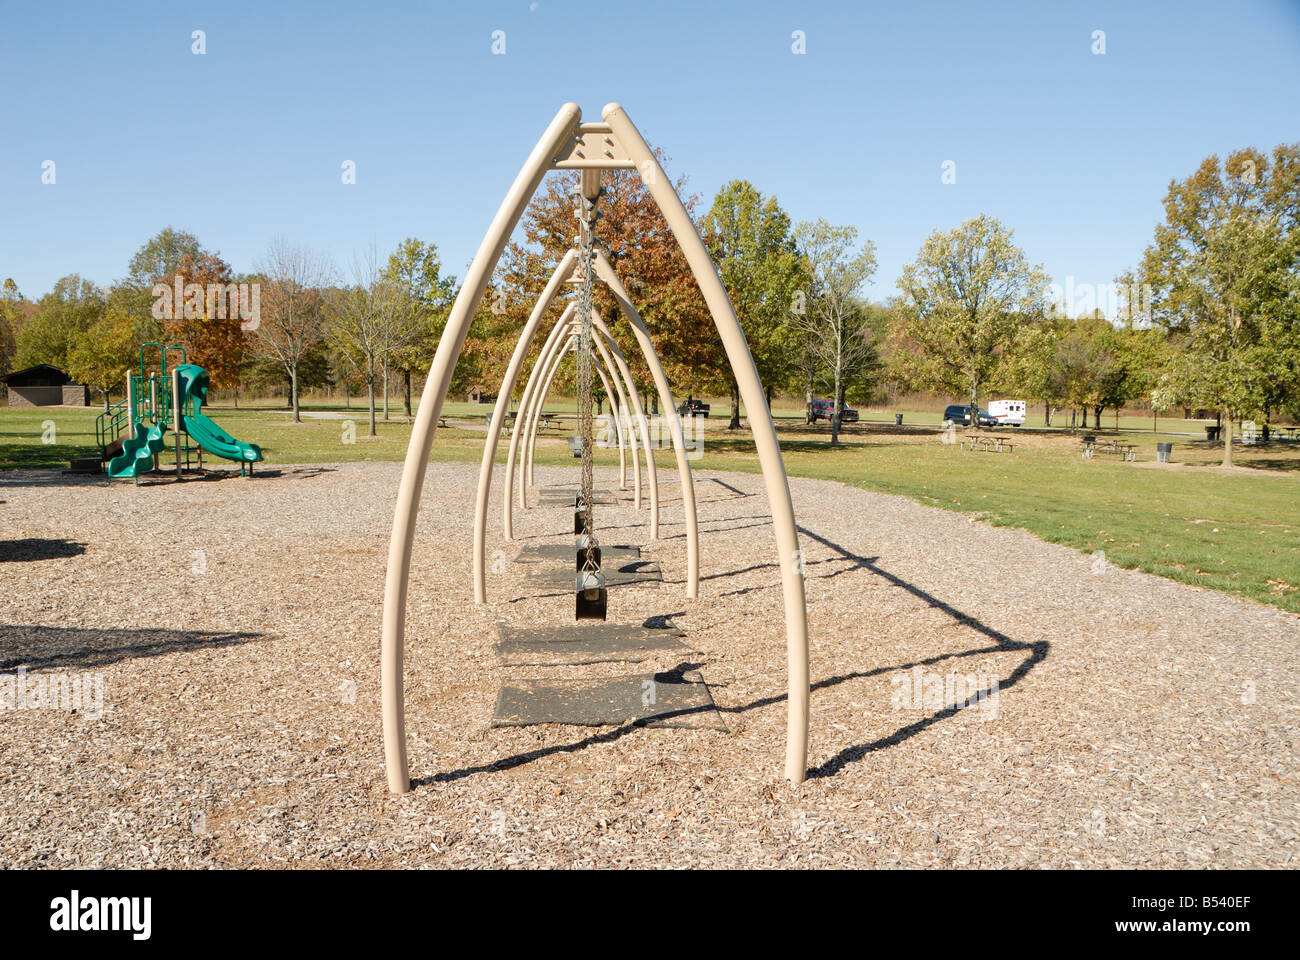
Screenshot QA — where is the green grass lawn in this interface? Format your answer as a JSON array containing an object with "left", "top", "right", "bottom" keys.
[{"left": 4, "top": 399, "right": 1298, "bottom": 615}]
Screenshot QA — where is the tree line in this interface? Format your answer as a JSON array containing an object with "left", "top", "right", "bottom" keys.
[{"left": 2, "top": 142, "right": 1296, "bottom": 464}]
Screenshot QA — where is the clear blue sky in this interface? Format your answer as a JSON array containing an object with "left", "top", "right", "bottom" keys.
[{"left": 3, "top": 0, "right": 1298, "bottom": 307}]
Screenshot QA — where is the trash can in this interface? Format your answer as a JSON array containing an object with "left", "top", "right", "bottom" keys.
[
  {"left": 1206, "top": 425, "right": 1220, "bottom": 442},
  {"left": 895, "top": 413, "right": 903, "bottom": 426},
  {"left": 1157, "top": 442, "right": 1172, "bottom": 463}
]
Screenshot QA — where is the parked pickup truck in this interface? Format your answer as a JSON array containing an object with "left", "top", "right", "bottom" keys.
[
  {"left": 810, "top": 398, "right": 859, "bottom": 422},
  {"left": 677, "top": 398, "right": 710, "bottom": 418}
]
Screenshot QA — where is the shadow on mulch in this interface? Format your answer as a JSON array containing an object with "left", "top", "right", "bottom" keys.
[
  {"left": 409, "top": 525, "right": 1048, "bottom": 788},
  {"left": 0, "top": 538, "right": 86, "bottom": 562},
  {"left": 0, "top": 625, "right": 268, "bottom": 673}
]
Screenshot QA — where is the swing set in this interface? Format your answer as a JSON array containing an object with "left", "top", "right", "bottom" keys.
[{"left": 381, "top": 103, "right": 810, "bottom": 793}]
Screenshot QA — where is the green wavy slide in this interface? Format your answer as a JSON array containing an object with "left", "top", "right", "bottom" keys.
[
  {"left": 106, "top": 421, "right": 167, "bottom": 478},
  {"left": 175, "top": 364, "right": 263, "bottom": 464}
]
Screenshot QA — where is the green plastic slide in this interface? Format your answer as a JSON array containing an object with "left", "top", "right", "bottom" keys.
[
  {"left": 174, "top": 363, "right": 263, "bottom": 464},
  {"left": 107, "top": 421, "right": 166, "bottom": 478},
  {"left": 183, "top": 412, "right": 262, "bottom": 463}
]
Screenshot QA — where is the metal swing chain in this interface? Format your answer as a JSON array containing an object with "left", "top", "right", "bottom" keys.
[{"left": 574, "top": 187, "right": 601, "bottom": 579}]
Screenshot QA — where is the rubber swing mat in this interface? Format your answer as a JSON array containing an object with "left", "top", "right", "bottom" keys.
[
  {"left": 492, "top": 671, "right": 727, "bottom": 730},
  {"left": 493, "top": 620, "right": 693, "bottom": 666},
  {"left": 514, "top": 543, "right": 641, "bottom": 563},
  {"left": 521, "top": 558, "right": 662, "bottom": 586},
  {"left": 537, "top": 488, "right": 617, "bottom": 505}
]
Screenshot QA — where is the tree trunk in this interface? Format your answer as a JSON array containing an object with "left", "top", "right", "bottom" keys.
[
  {"left": 969, "top": 378, "right": 980, "bottom": 431},
  {"left": 382, "top": 362, "right": 390, "bottom": 420},
  {"left": 728, "top": 377, "right": 741, "bottom": 430},
  {"left": 1094, "top": 405, "right": 1103, "bottom": 430},
  {"left": 804, "top": 370, "right": 814, "bottom": 425},
  {"left": 765, "top": 382, "right": 773, "bottom": 411},
  {"left": 291, "top": 369, "right": 301, "bottom": 422},
  {"left": 367, "top": 361, "right": 377, "bottom": 437},
  {"left": 404, "top": 368, "right": 412, "bottom": 417},
  {"left": 831, "top": 360, "right": 843, "bottom": 446},
  {"left": 1044, "top": 402, "right": 1052, "bottom": 427},
  {"left": 1221, "top": 405, "right": 1232, "bottom": 467}
]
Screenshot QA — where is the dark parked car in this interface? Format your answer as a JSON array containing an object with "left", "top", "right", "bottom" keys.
[
  {"left": 943, "top": 404, "right": 998, "bottom": 427},
  {"left": 810, "top": 398, "right": 859, "bottom": 423},
  {"left": 677, "top": 398, "right": 710, "bottom": 418}
]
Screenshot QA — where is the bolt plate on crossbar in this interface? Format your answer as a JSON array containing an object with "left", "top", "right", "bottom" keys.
[{"left": 552, "top": 123, "right": 637, "bottom": 170}]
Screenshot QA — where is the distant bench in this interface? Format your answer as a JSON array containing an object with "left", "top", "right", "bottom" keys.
[
  {"left": 963, "top": 433, "right": 1015, "bottom": 453},
  {"left": 1080, "top": 436, "right": 1136, "bottom": 461},
  {"left": 484, "top": 411, "right": 555, "bottom": 431}
]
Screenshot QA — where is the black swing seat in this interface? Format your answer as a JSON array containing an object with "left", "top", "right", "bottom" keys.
[{"left": 575, "top": 569, "right": 607, "bottom": 621}]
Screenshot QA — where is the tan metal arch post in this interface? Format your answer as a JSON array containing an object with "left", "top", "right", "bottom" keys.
[
  {"left": 517, "top": 306, "right": 576, "bottom": 507},
  {"left": 474, "top": 251, "right": 577, "bottom": 599},
  {"left": 520, "top": 307, "right": 657, "bottom": 529},
  {"left": 508, "top": 303, "right": 580, "bottom": 516},
  {"left": 602, "top": 103, "right": 808, "bottom": 784},
  {"left": 589, "top": 326, "right": 634, "bottom": 494},
  {"left": 382, "top": 102, "right": 810, "bottom": 794},
  {"left": 531, "top": 330, "right": 633, "bottom": 493},
  {"left": 594, "top": 250, "right": 700, "bottom": 599},
  {"left": 382, "top": 102, "right": 581, "bottom": 794},
  {"left": 592, "top": 355, "right": 628, "bottom": 487},
  {"left": 516, "top": 306, "right": 649, "bottom": 518},
  {"left": 526, "top": 311, "right": 686, "bottom": 551},
  {"left": 523, "top": 314, "right": 658, "bottom": 539}
]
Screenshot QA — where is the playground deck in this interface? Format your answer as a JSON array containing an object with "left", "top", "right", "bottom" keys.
[{"left": 1, "top": 461, "right": 1296, "bottom": 868}]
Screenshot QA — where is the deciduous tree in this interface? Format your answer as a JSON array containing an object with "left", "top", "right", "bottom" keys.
[
  {"left": 788, "top": 219, "right": 877, "bottom": 445},
  {"left": 892, "top": 215, "right": 1048, "bottom": 429},
  {"left": 701, "top": 180, "right": 808, "bottom": 427},
  {"left": 253, "top": 237, "right": 334, "bottom": 422},
  {"left": 1138, "top": 144, "right": 1299, "bottom": 465}
]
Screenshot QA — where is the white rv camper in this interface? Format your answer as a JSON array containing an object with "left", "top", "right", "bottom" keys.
[{"left": 988, "top": 399, "right": 1027, "bottom": 426}]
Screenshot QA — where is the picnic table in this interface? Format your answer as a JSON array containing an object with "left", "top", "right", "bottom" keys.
[
  {"left": 963, "top": 433, "right": 1015, "bottom": 453},
  {"left": 1080, "top": 436, "right": 1137, "bottom": 461}
]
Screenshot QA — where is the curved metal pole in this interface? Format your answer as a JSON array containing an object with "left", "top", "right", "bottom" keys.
[
  {"left": 604, "top": 102, "right": 809, "bottom": 785},
  {"left": 523, "top": 316, "right": 585, "bottom": 498},
  {"left": 382, "top": 102, "right": 581, "bottom": 794},
  {"left": 550, "top": 333, "right": 631, "bottom": 492},
  {"left": 508, "top": 302, "right": 576, "bottom": 518},
  {"left": 523, "top": 332, "right": 568, "bottom": 493},
  {"left": 584, "top": 312, "right": 659, "bottom": 538},
  {"left": 594, "top": 250, "right": 699, "bottom": 599},
  {"left": 526, "top": 337, "right": 573, "bottom": 486},
  {"left": 526, "top": 318, "right": 655, "bottom": 532},
  {"left": 582, "top": 322, "right": 641, "bottom": 500},
  {"left": 475, "top": 251, "right": 577, "bottom": 597},
  {"left": 519, "top": 306, "right": 648, "bottom": 516},
  {"left": 575, "top": 320, "right": 645, "bottom": 503},
  {"left": 590, "top": 327, "right": 634, "bottom": 493},
  {"left": 518, "top": 313, "right": 570, "bottom": 502},
  {"left": 591, "top": 356, "right": 627, "bottom": 487}
]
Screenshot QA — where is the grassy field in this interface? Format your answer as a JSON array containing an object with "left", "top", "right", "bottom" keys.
[{"left": 4, "top": 398, "right": 1298, "bottom": 615}]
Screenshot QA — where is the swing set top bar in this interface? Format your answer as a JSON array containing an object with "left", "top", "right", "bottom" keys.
[
  {"left": 551, "top": 122, "right": 638, "bottom": 170},
  {"left": 381, "top": 102, "right": 809, "bottom": 794}
]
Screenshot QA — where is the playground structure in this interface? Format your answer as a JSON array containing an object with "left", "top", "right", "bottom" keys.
[
  {"left": 381, "top": 103, "right": 810, "bottom": 794},
  {"left": 96, "top": 343, "right": 263, "bottom": 481}
]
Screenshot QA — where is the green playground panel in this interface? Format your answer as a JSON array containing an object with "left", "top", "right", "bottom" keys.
[{"left": 98, "top": 344, "right": 263, "bottom": 480}]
